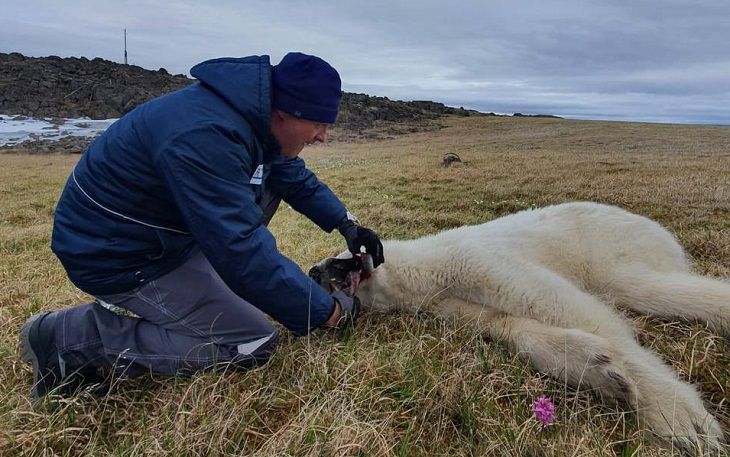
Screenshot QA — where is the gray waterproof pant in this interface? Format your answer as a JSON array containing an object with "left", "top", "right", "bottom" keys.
[{"left": 54, "top": 191, "right": 282, "bottom": 378}]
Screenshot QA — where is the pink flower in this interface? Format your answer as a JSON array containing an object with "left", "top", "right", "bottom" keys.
[{"left": 533, "top": 395, "right": 555, "bottom": 426}]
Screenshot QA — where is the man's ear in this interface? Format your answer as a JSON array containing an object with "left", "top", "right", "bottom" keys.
[
  {"left": 270, "top": 109, "right": 288, "bottom": 136},
  {"left": 272, "top": 108, "right": 285, "bottom": 121}
]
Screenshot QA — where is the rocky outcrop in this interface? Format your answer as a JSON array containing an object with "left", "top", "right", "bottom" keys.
[
  {"left": 336, "top": 93, "right": 480, "bottom": 132},
  {"left": 0, "top": 52, "right": 484, "bottom": 127},
  {"left": 0, "top": 53, "right": 192, "bottom": 119}
]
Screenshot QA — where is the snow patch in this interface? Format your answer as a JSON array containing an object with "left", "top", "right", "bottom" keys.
[{"left": 0, "top": 114, "right": 116, "bottom": 147}]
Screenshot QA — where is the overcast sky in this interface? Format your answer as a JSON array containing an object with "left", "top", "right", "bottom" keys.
[{"left": 3, "top": 0, "right": 730, "bottom": 124}]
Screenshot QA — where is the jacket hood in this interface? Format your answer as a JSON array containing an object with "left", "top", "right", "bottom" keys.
[{"left": 190, "top": 55, "right": 272, "bottom": 136}]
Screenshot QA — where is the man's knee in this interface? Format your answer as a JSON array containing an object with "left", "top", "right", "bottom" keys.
[{"left": 230, "top": 329, "right": 279, "bottom": 370}]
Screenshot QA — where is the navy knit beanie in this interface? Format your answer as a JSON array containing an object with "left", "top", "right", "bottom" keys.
[{"left": 272, "top": 52, "right": 342, "bottom": 124}]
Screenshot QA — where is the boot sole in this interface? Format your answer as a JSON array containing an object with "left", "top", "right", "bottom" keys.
[{"left": 19, "top": 313, "right": 47, "bottom": 399}]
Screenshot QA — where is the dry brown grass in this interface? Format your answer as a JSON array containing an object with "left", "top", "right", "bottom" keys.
[{"left": 1, "top": 116, "right": 728, "bottom": 456}]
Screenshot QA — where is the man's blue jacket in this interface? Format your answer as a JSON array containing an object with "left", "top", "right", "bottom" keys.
[{"left": 51, "top": 56, "right": 347, "bottom": 335}]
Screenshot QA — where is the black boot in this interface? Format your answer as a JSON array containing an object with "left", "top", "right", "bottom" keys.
[
  {"left": 19, "top": 312, "right": 105, "bottom": 399},
  {"left": 19, "top": 312, "right": 66, "bottom": 398}
]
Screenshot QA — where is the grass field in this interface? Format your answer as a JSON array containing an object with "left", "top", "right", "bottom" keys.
[{"left": 1, "top": 115, "right": 729, "bottom": 456}]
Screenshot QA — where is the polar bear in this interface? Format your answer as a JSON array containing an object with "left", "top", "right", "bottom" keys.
[{"left": 310, "top": 202, "right": 728, "bottom": 454}]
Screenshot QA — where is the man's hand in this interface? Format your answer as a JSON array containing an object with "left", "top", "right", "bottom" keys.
[
  {"left": 338, "top": 220, "right": 385, "bottom": 268},
  {"left": 322, "top": 289, "right": 360, "bottom": 331}
]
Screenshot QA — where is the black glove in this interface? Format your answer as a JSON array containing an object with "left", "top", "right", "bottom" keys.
[
  {"left": 338, "top": 220, "right": 385, "bottom": 268},
  {"left": 325, "top": 289, "right": 360, "bottom": 331}
]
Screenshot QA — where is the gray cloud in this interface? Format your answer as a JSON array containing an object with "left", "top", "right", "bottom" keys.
[{"left": 2, "top": 0, "right": 729, "bottom": 124}]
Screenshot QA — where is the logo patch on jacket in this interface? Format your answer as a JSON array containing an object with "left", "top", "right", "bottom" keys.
[{"left": 250, "top": 164, "right": 264, "bottom": 185}]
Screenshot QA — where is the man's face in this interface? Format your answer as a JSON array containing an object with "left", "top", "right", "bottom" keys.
[{"left": 271, "top": 110, "right": 329, "bottom": 158}]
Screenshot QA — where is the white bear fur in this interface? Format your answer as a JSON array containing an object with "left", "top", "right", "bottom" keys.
[{"left": 348, "top": 202, "right": 728, "bottom": 453}]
